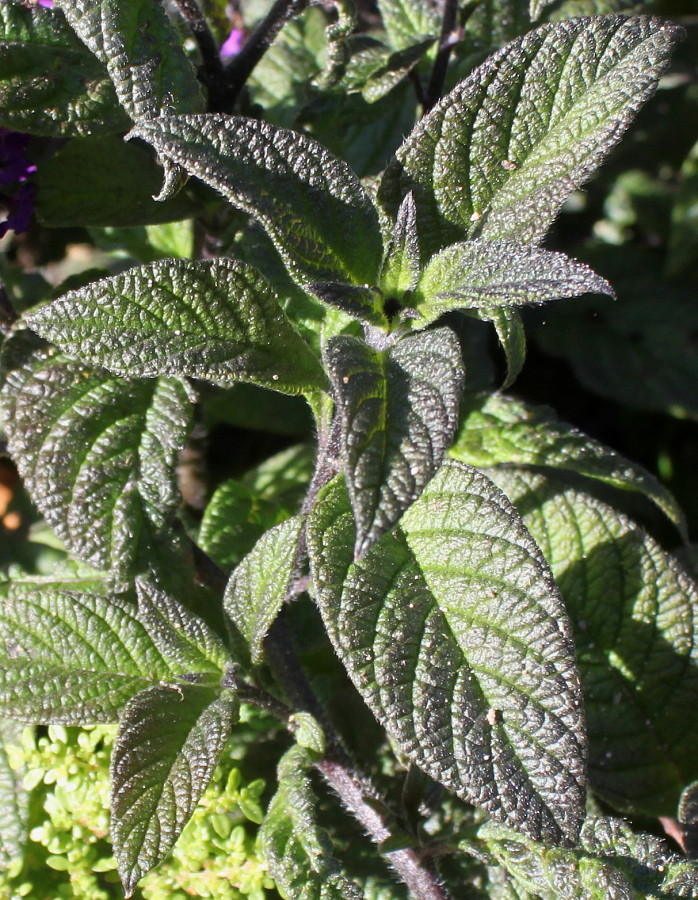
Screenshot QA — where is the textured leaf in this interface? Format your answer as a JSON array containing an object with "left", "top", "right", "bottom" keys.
[
  {"left": 135, "top": 581, "right": 230, "bottom": 675},
  {"left": 224, "top": 516, "right": 305, "bottom": 665},
  {"left": 0, "top": 0, "right": 128, "bottom": 136},
  {"left": 487, "top": 467, "right": 698, "bottom": 815},
  {"left": 359, "top": 39, "right": 435, "bottom": 103},
  {"left": 0, "top": 718, "right": 28, "bottom": 869},
  {"left": 481, "top": 816, "right": 698, "bottom": 900},
  {"left": 199, "top": 479, "right": 292, "bottom": 573},
  {"left": 260, "top": 744, "right": 363, "bottom": 900},
  {"left": 307, "top": 461, "right": 587, "bottom": 843},
  {"left": 375, "top": 0, "right": 439, "bottom": 51},
  {"left": 414, "top": 241, "right": 613, "bottom": 326},
  {"left": 450, "top": 392, "right": 687, "bottom": 538},
  {"left": 380, "top": 192, "right": 421, "bottom": 302},
  {"left": 129, "top": 115, "right": 383, "bottom": 286},
  {"left": 111, "top": 683, "right": 238, "bottom": 897},
  {"left": 35, "top": 135, "right": 198, "bottom": 228},
  {"left": 0, "top": 332, "right": 193, "bottom": 577},
  {"left": 378, "top": 16, "right": 683, "bottom": 260},
  {"left": 474, "top": 306, "right": 526, "bottom": 390},
  {"left": 0, "top": 582, "right": 174, "bottom": 723},
  {"left": 305, "top": 283, "right": 387, "bottom": 327},
  {"left": 53, "top": 0, "right": 204, "bottom": 123},
  {"left": 325, "top": 328, "right": 464, "bottom": 556},
  {"left": 25, "top": 258, "right": 326, "bottom": 395}
]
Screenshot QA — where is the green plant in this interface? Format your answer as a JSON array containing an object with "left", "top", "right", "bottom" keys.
[{"left": 0, "top": 0, "right": 697, "bottom": 898}]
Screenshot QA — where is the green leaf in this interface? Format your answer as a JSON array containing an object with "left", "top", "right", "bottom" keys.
[
  {"left": 35, "top": 136, "right": 198, "bottom": 228},
  {"left": 380, "top": 192, "right": 421, "bottom": 302},
  {"left": 224, "top": 516, "right": 305, "bottom": 665},
  {"left": 313, "top": 0, "right": 357, "bottom": 90},
  {"left": 111, "top": 682, "right": 238, "bottom": 897},
  {"left": 260, "top": 744, "right": 363, "bottom": 900},
  {"left": 359, "top": 39, "right": 435, "bottom": 103},
  {"left": 305, "top": 283, "right": 387, "bottom": 327},
  {"left": 0, "top": 582, "right": 174, "bottom": 723},
  {"left": 198, "top": 479, "right": 292, "bottom": 573},
  {"left": 378, "top": 16, "right": 683, "bottom": 260},
  {"left": 0, "top": 0, "right": 128, "bottom": 136},
  {"left": 53, "top": 0, "right": 204, "bottom": 123},
  {"left": 414, "top": 241, "right": 614, "bottom": 325},
  {"left": 0, "top": 332, "right": 193, "bottom": 578},
  {"left": 24, "top": 258, "right": 326, "bottom": 395},
  {"left": 450, "top": 392, "right": 687, "bottom": 539},
  {"left": 135, "top": 580, "right": 230, "bottom": 675},
  {"left": 486, "top": 467, "right": 698, "bottom": 816},
  {"left": 481, "top": 816, "right": 698, "bottom": 900},
  {"left": 470, "top": 306, "right": 526, "bottom": 390},
  {"left": 242, "top": 444, "right": 315, "bottom": 501},
  {"left": 325, "top": 328, "right": 464, "bottom": 556},
  {"left": 307, "top": 461, "right": 587, "bottom": 843},
  {"left": 375, "top": 0, "right": 439, "bottom": 51},
  {"left": 128, "top": 115, "right": 383, "bottom": 286},
  {"left": 0, "top": 718, "right": 28, "bottom": 870}
]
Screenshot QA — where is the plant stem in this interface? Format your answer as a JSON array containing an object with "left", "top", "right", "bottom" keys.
[
  {"left": 222, "top": 0, "right": 308, "bottom": 109},
  {"left": 170, "top": 0, "right": 228, "bottom": 111},
  {"left": 423, "top": 0, "right": 482, "bottom": 112},
  {"left": 263, "top": 612, "right": 451, "bottom": 900}
]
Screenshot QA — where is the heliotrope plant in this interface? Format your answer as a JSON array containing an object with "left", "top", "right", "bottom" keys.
[{"left": 0, "top": 0, "right": 697, "bottom": 898}]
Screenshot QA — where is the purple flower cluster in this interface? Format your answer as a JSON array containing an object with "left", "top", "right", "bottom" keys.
[{"left": 0, "top": 129, "right": 37, "bottom": 239}]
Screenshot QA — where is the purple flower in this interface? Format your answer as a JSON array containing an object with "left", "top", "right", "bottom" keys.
[
  {"left": 220, "top": 27, "right": 244, "bottom": 59},
  {"left": 37, "top": 1, "right": 54, "bottom": 8},
  {"left": 0, "top": 183, "right": 35, "bottom": 239},
  {"left": 0, "top": 129, "right": 37, "bottom": 238}
]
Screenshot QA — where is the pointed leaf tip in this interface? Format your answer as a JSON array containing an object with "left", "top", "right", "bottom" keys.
[
  {"left": 308, "top": 462, "right": 587, "bottom": 844},
  {"left": 378, "top": 15, "right": 684, "bottom": 259}
]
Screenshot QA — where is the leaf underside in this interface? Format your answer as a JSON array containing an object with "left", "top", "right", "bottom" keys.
[
  {"left": 378, "top": 15, "right": 683, "bottom": 261},
  {"left": 307, "top": 461, "right": 587, "bottom": 844},
  {"left": 487, "top": 467, "right": 698, "bottom": 816},
  {"left": 0, "top": 331, "right": 193, "bottom": 578}
]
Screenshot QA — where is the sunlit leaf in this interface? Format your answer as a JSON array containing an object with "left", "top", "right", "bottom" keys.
[{"left": 307, "top": 462, "right": 586, "bottom": 843}]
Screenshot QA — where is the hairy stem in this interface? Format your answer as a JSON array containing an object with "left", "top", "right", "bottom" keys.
[
  {"left": 263, "top": 612, "right": 451, "bottom": 900},
  {"left": 222, "top": 0, "right": 308, "bottom": 109}
]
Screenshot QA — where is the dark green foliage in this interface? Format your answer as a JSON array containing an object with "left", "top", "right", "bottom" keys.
[{"left": 0, "top": 0, "right": 696, "bottom": 898}]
